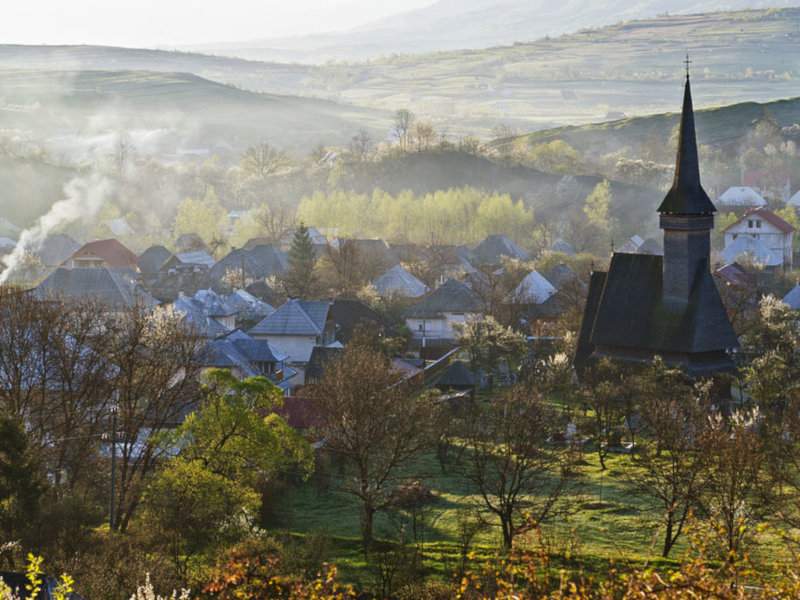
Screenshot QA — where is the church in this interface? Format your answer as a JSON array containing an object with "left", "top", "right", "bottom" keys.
[{"left": 575, "top": 73, "right": 739, "bottom": 378}]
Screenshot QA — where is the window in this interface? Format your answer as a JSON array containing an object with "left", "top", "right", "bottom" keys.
[
  {"left": 733, "top": 234, "right": 738, "bottom": 240},
  {"left": 748, "top": 220, "right": 754, "bottom": 228},
  {"left": 756, "top": 220, "right": 762, "bottom": 229}
]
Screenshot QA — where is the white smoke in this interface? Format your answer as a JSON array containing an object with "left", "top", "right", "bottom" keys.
[{"left": 0, "top": 172, "right": 115, "bottom": 283}]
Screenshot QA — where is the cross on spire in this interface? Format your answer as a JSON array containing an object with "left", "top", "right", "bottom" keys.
[{"left": 684, "top": 52, "right": 692, "bottom": 79}]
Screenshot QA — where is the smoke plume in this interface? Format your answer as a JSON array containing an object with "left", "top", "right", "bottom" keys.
[{"left": 0, "top": 172, "right": 115, "bottom": 283}]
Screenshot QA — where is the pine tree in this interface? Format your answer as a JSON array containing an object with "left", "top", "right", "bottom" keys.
[{"left": 284, "top": 222, "right": 318, "bottom": 298}]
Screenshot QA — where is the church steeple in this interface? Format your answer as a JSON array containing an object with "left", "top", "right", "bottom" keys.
[
  {"left": 659, "top": 68, "right": 716, "bottom": 306},
  {"left": 657, "top": 71, "right": 716, "bottom": 215}
]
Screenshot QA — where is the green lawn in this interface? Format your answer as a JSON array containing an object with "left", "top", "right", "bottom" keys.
[{"left": 270, "top": 447, "right": 688, "bottom": 584}]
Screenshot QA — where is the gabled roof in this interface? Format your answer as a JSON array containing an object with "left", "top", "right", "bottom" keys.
[
  {"left": 657, "top": 77, "right": 716, "bottom": 216},
  {"left": 433, "top": 361, "right": 477, "bottom": 389},
  {"left": 329, "top": 298, "right": 384, "bottom": 343},
  {"left": 714, "top": 263, "right": 756, "bottom": 289},
  {"left": 249, "top": 299, "right": 331, "bottom": 336},
  {"left": 202, "top": 331, "right": 285, "bottom": 376},
  {"left": 718, "top": 186, "right": 767, "bottom": 208},
  {"left": 406, "top": 279, "right": 483, "bottom": 318},
  {"left": 209, "top": 245, "right": 287, "bottom": 284},
  {"left": 511, "top": 271, "right": 557, "bottom": 305},
  {"left": 724, "top": 207, "right": 795, "bottom": 235},
  {"left": 783, "top": 284, "right": 800, "bottom": 310},
  {"left": 138, "top": 245, "right": 172, "bottom": 274},
  {"left": 173, "top": 251, "right": 215, "bottom": 268},
  {"left": 372, "top": 265, "right": 428, "bottom": 298},
  {"left": 721, "top": 235, "right": 780, "bottom": 267},
  {"left": 35, "top": 267, "right": 157, "bottom": 309},
  {"left": 224, "top": 289, "right": 274, "bottom": 320},
  {"left": 472, "top": 234, "right": 529, "bottom": 264},
  {"left": 67, "top": 239, "right": 139, "bottom": 269}
]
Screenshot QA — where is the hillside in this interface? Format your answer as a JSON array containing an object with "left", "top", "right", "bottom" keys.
[
  {"left": 185, "top": 0, "right": 800, "bottom": 63},
  {"left": 3, "top": 8, "right": 800, "bottom": 135},
  {"left": 0, "top": 69, "right": 389, "bottom": 157},
  {"left": 489, "top": 94, "right": 800, "bottom": 160}
]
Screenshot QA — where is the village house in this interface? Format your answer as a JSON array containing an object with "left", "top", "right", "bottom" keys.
[
  {"left": 722, "top": 208, "right": 794, "bottom": 269},
  {"left": 405, "top": 278, "right": 484, "bottom": 355},
  {"left": 35, "top": 266, "right": 158, "bottom": 309},
  {"left": 248, "top": 299, "right": 336, "bottom": 386},
  {"left": 576, "top": 75, "right": 739, "bottom": 377},
  {"left": 472, "top": 234, "right": 529, "bottom": 266},
  {"left": 717, "top": 186, "right": 767, "bottom": 210},
  {"left": 372, "top": 264, "right": 429, "bottom": 298},
  {"left": 63, "top": 239, "right": 139, "bottom": 271}
]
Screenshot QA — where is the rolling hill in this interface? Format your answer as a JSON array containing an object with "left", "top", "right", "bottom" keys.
[
  {"left": 185, "top": 0, "right": 800, "bottom": 63},
  {"left": 3, "top": 8, "right": 800, "bottom": 136},
  {"left": 0, "top": 69, "right": 390, "bottom": 157}
]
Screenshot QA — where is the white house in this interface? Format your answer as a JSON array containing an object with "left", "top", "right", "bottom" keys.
[
  {"left": 405, "top": 279, "right": 484, "bottom": 345},
  {"left": 723, "top": 208, "right": 794, "bottom": 268},
  {"left": 248, "top": 299, "right": 335, "bottom": 385}
]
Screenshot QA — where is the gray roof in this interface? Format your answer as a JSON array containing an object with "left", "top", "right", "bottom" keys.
[
  {"left": 203, "top": 330, "right": 286, "bottom": 377},
  {"left": 249, "top": 299, "right": 331, "bottom": 336},
  {"left": 577, "top": 253, "right": 738, "bottom": 376},
  {"left": 372, "top": 265, "right": 428, "bottom": 298},
  {"left": 473, "top": 234, "right": 529, "bottom": 265},
  {"left": 35, "top": 267, "right": 158, "bottom": 309},
  {"left": 138, "top": 245, "right": 172, "bottom": 274},
  {"left": 209, "top": 245, "right": 287, "bottom": 284},
  {"left": 783, "top": 284, "right": 800, "bottom": 310},
  {"left": 36, "top": 233, "right": 81, "bottom": 266},
  {"left": 406, "top": 279, "right": 483, "bottom": 318}
]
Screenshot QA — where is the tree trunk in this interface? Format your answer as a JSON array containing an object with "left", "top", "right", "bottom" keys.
[
  {"left": 662, "top": 514, "right": 674, "bottom": 558},
  {"left": 361, "top": 503, "right": 376, "bottom": 554}
]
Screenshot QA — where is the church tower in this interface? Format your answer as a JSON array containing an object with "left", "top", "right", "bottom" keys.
[{"left": 657, "top": 70, "right": 717, "bottom": 308}]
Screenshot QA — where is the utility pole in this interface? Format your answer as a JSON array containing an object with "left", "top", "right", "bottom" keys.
[{"left": 109, "top": 390, "right": 119, "bottom": 531}]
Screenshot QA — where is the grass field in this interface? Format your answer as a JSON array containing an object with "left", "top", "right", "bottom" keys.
[{"left": 271, "top": 434, "right": 794, "bottom": 587}]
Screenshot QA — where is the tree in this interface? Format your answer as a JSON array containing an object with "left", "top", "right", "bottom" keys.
[
  {"left": 349, "top": 130, "right": 372, "bottom": 162},
  {"left": 583, "top": 179, "right": 612, "bottom": 236},
  {"left": 461, "top": 384, "right": 571, "bottom": 549},
  {"left": 629, "top": 360, "right": 710, "bottom": 557},
  {"left": 393, "top": 110, "right": 415, "bottom": 153},
  {"left": 105, "top": 305, "right": 204, "bottom": 532},
  {"left": 240, "top": 143, "right": 290, "bottom": 179},
  {"left": 526, "top": 140, "right": 581, "bottom": 174},
  {"left": 173, "top": 189, "right": 228, "bottom": 246},
  {"left": 254, "top": 202, "right": 296, "bottom": 246},
  {"left": 143, "top": 458, "right": 259, "bottom": 579},
  {"left": 174, "top": 370, "right": 313, "bottom": 488},
  {"left": 0, "top": 415, "right": 44, "bottom": 545},
  {"left": 316, "top": 239, "right": 370, "bottom": 297},
  {"left": 579, "top": 359, "right": 627, "bottom": 471},
  {"left": 413, "top": 121, "right": 436, "bottom": 152},
  {"left": 283, "top": 223, "right": 318, "bottom": 298},
  {"left": 455, "top": 316, "right": 526, "bottom": 388},
  {"left": 303, "top": 344, "right": 438, "bottom": 552}
]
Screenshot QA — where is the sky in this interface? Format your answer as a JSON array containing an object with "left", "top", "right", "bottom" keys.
[{"left": 3, "top": 0, "right": 436, "bottom": 47}]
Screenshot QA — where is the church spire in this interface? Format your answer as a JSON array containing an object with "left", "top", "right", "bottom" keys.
[{"left": 657, "top": 67, "right": 716, "bottom": 215}]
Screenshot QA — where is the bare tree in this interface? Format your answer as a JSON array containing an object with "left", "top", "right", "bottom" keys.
[
  {"left": 303, "top": 344, "right": 438, "bottom": 553},
  {"left": 393, "top": 110, "right": 415, "bottom": 153},
  {"left": 349, "top": 129, "right": 372, "bottom": 162},
  {"left": 240, "top": 143, "right": 290, "bottom": 179},
  {"left": 105, "top": 305, "right": 203, "bottom": 531},
  {"left": 461, "top": 384, "right": 572, "bottom": 549},
  {"left": 413, "top": 121, "right": 436, "bottom": 152},
  {"left": 254, "top": 202, "right": 296, "bottom": 246}
]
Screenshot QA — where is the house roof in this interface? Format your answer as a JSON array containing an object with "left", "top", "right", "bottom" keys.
[
  {"left": 581, "top": 253, "right": 738, "bottom": 361},
  {"left": 329, "top": 299, "right": 384, "bottom": 343},
  {"left": 550, "top": 239, "right": 576, "bottom": 255},
  {"left": 209, "top": 245, "right": 288, "bottom": 284},
  {"left": 472, "top": 234, "right": 529, "bottom": 264},
  {"left": 175, "top": 233, "right": 210, "bottom": 253},
  {"left": 406, "top": 278, "right": 483, "bottom": 318},
  {"left": 305, "top": 346, "right": 343, "bottom": 382},
  {"left": 202, "top": 331, "right": 285, "bottom": 376},
  {"left": 721, "top": 235, "right": 780, "bottom": 267},
  {"left": 714, "top": 263, "right": 756, "bottom": 289},
  {"left": 511, "top": 271, "right": 557, "bottom": 304},
  {"left": 138, "top": 245, "right": 172, "bottom": 274},
  {"left": 249, "top": 299, "right": 331, "bottom": 336},
  {"left": 543, "top": 263, "right": 578, "bottom": 290},
  {"left": 718, "top": 186, "right": 767, "bottom": 207},
  {"left": 433, "top": 361, "right": 477, "bottom": 389},
  {"left": 783, "top": 284, "right": 800, "bottom": 310},
  {"left": 35, "top": 267, "right": 158, "bottom": 309},
  {"left": 372, "top": 265, "right": 428, "bottom": 298},
  {"left": 171, "top": 251, "right": 215, "bottom": 268},
  {"left": 724, "top": 207, "right": 795, "bottom": 235},
  {"left": 657, "top": 77, "right": 717, "bottom": 216},
  {"left": 67, "top": 239, "right": 139, "bottom": 269}
]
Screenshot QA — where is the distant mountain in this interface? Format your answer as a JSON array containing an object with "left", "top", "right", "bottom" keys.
[{"left": 185, "top": 0, "right": 800, "bottom": 63}]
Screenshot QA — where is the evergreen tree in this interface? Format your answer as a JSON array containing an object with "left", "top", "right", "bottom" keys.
[
  {"left": 0, "top": 415, "right": 43, "bottom": 543},
  {"left": 284, "top": 222, "right": 318, "bottom": 298}
]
